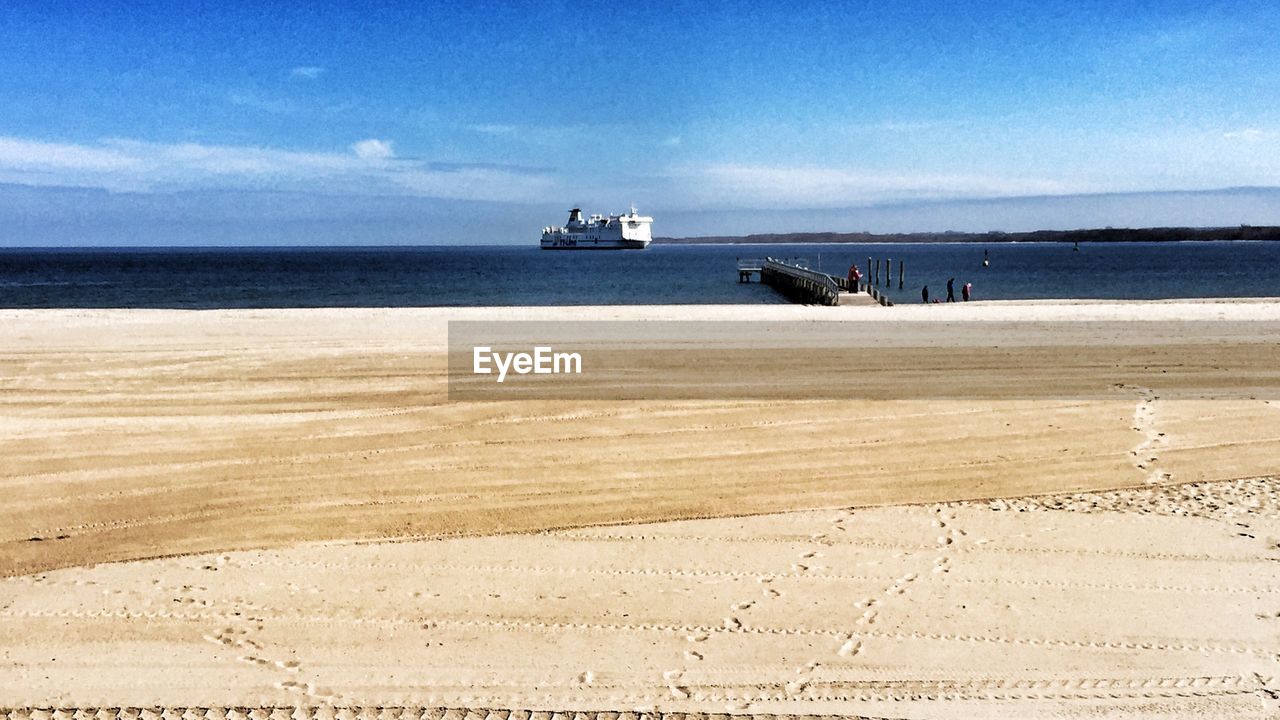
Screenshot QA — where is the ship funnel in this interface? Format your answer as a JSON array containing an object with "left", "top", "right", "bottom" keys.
[{"left": 567, "top": 208, "right": 584, "bottom": 225}]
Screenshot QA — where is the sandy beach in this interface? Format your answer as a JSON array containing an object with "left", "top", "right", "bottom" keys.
[
  {"left": 3, "top": 302, "right": 1280, "bottom": 718},
  {"left": 3, "top": 478, "right": 1279, "bottom": 718}
]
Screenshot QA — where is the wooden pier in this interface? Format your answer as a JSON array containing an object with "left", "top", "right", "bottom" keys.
[
  {"left": 753, "top": 258, "right": 887, "bottom": 306},
  {"left": 737, "top": 257, "right": 812, "bottom": 282}
]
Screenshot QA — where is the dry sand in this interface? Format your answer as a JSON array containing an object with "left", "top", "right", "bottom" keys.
[
  {"left": 2, "top": 303, "right": 1280, "bottom": 718},
  {"left": 2, "top": 479, "right": 1278, "bottom": 718}
]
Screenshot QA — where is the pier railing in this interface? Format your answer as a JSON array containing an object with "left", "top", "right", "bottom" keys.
[
  {"left": 738, "top": 257, "right": 810, "bottom": 271},
  {"left": 761, "top": 258, "right": 841, "bottom": 305},
  {"left": 739, "top": 257, "right": 811, "bottom": 284}
]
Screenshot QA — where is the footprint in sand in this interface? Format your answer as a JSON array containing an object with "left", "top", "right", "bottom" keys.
[
  {"left": 663, "top": 669, "right": 691, "bottom": 699},
  {"left": 837, "top": 636, "right": 863, "bottom": 657},
  {"left": 1254, "top": 673, "right": 1280, "bottom": 714},
  {"left": 1122, "top": 384, "right": 1172, "bottom": 484},
  {"left": 785, "top": 678, "right": 811, "bottom": 695},
  {"left": 276, "top": 679, "right": 334, "bottom": 700}
]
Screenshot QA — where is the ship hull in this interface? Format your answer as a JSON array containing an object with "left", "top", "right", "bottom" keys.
[
  {"left": 540, "top": 206, "right": 653, "bottom": 249},
  {"left": 540, "top": 238, "right": 650, "bottom": 250}
]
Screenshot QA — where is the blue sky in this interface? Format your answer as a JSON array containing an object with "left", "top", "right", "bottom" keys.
[{"left": 2, "top": 1, "right": 1279, "bottom": 244}]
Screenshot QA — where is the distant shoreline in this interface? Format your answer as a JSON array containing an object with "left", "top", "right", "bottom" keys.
[{"left": 654, "top": 226, "right": 1280, "bottom": 245}]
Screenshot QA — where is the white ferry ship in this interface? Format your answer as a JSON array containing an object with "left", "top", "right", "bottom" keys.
[{"left": 540, "top": 206, "right": 653, "bottom": 249}]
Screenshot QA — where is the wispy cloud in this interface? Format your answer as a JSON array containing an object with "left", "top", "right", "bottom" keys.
[
  {"left": 658, "top": 135, "right": 682, "bottom": 147},
  {"left": 0, "top": 135, "right": 557, "bottom": 202},
  {"left": 7, "top": 129, "right": 1276, "bottom": 217},
  {"left": 227, "top": 91, "right": 302, "bottom": 115},
  {"left": 677, "top": 164, "right": 1081, "bottom": 208},
  {"left": 351, "top": 138, "right": 394, "bottom": 160},
  {"left": 1224, "top": 128, "right": 1265, "bottom": 141},
  {"left": 463, "top": 122, "right": 610, "bottom": 147},
  {"left": 289, "top": 66, "right": 326, "bottom": 79},
  {"left": 0, "top": 137, "right": 142, "bottom": 172},
  {"left": 467, "top": 124, "right": 517, "bottom": 135}
]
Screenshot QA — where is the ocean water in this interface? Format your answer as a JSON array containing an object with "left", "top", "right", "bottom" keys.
[{"left": 0, "top": 242, "right": 1277, "bottom": 308}]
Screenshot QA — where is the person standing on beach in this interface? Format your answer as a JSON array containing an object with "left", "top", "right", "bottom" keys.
[
  {"left": 946, "top": 277, "right": 956, "bottom": 302},
  {"left": 922, "top": 285, "right": 929, "bottom": 303},
  {"left": 962, "top": 282, "right": 972, "bottom": 301}
]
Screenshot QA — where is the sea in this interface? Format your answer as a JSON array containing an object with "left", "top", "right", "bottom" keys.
[{"left": 0, "top": 241, "right": 1277, "bottom": 308}]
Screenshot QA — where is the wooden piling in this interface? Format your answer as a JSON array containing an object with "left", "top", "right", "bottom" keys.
[{"left": 899, "top": 261, "right": 905, "bottom": 289}]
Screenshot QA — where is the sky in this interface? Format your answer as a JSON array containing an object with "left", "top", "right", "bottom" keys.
[{"left": 1, "top": 0, "right": 1279, "bottom": 244}]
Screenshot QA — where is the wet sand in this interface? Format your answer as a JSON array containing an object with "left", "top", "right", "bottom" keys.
[{"left": 2, "top": 305, "right": 1279, "bottom": 576}]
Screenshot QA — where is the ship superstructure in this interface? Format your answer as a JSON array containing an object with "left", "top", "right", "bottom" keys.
[{"left": 540, "top": 206, "right": 653, "bottom": 249}]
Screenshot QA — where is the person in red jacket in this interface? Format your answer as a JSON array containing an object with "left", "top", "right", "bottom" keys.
[
  {"left": 962, "top": 282, "right": 972, "bottom": 301},
  {"left": 847, "top": 263, "right": 862, "bottom": 289}
]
